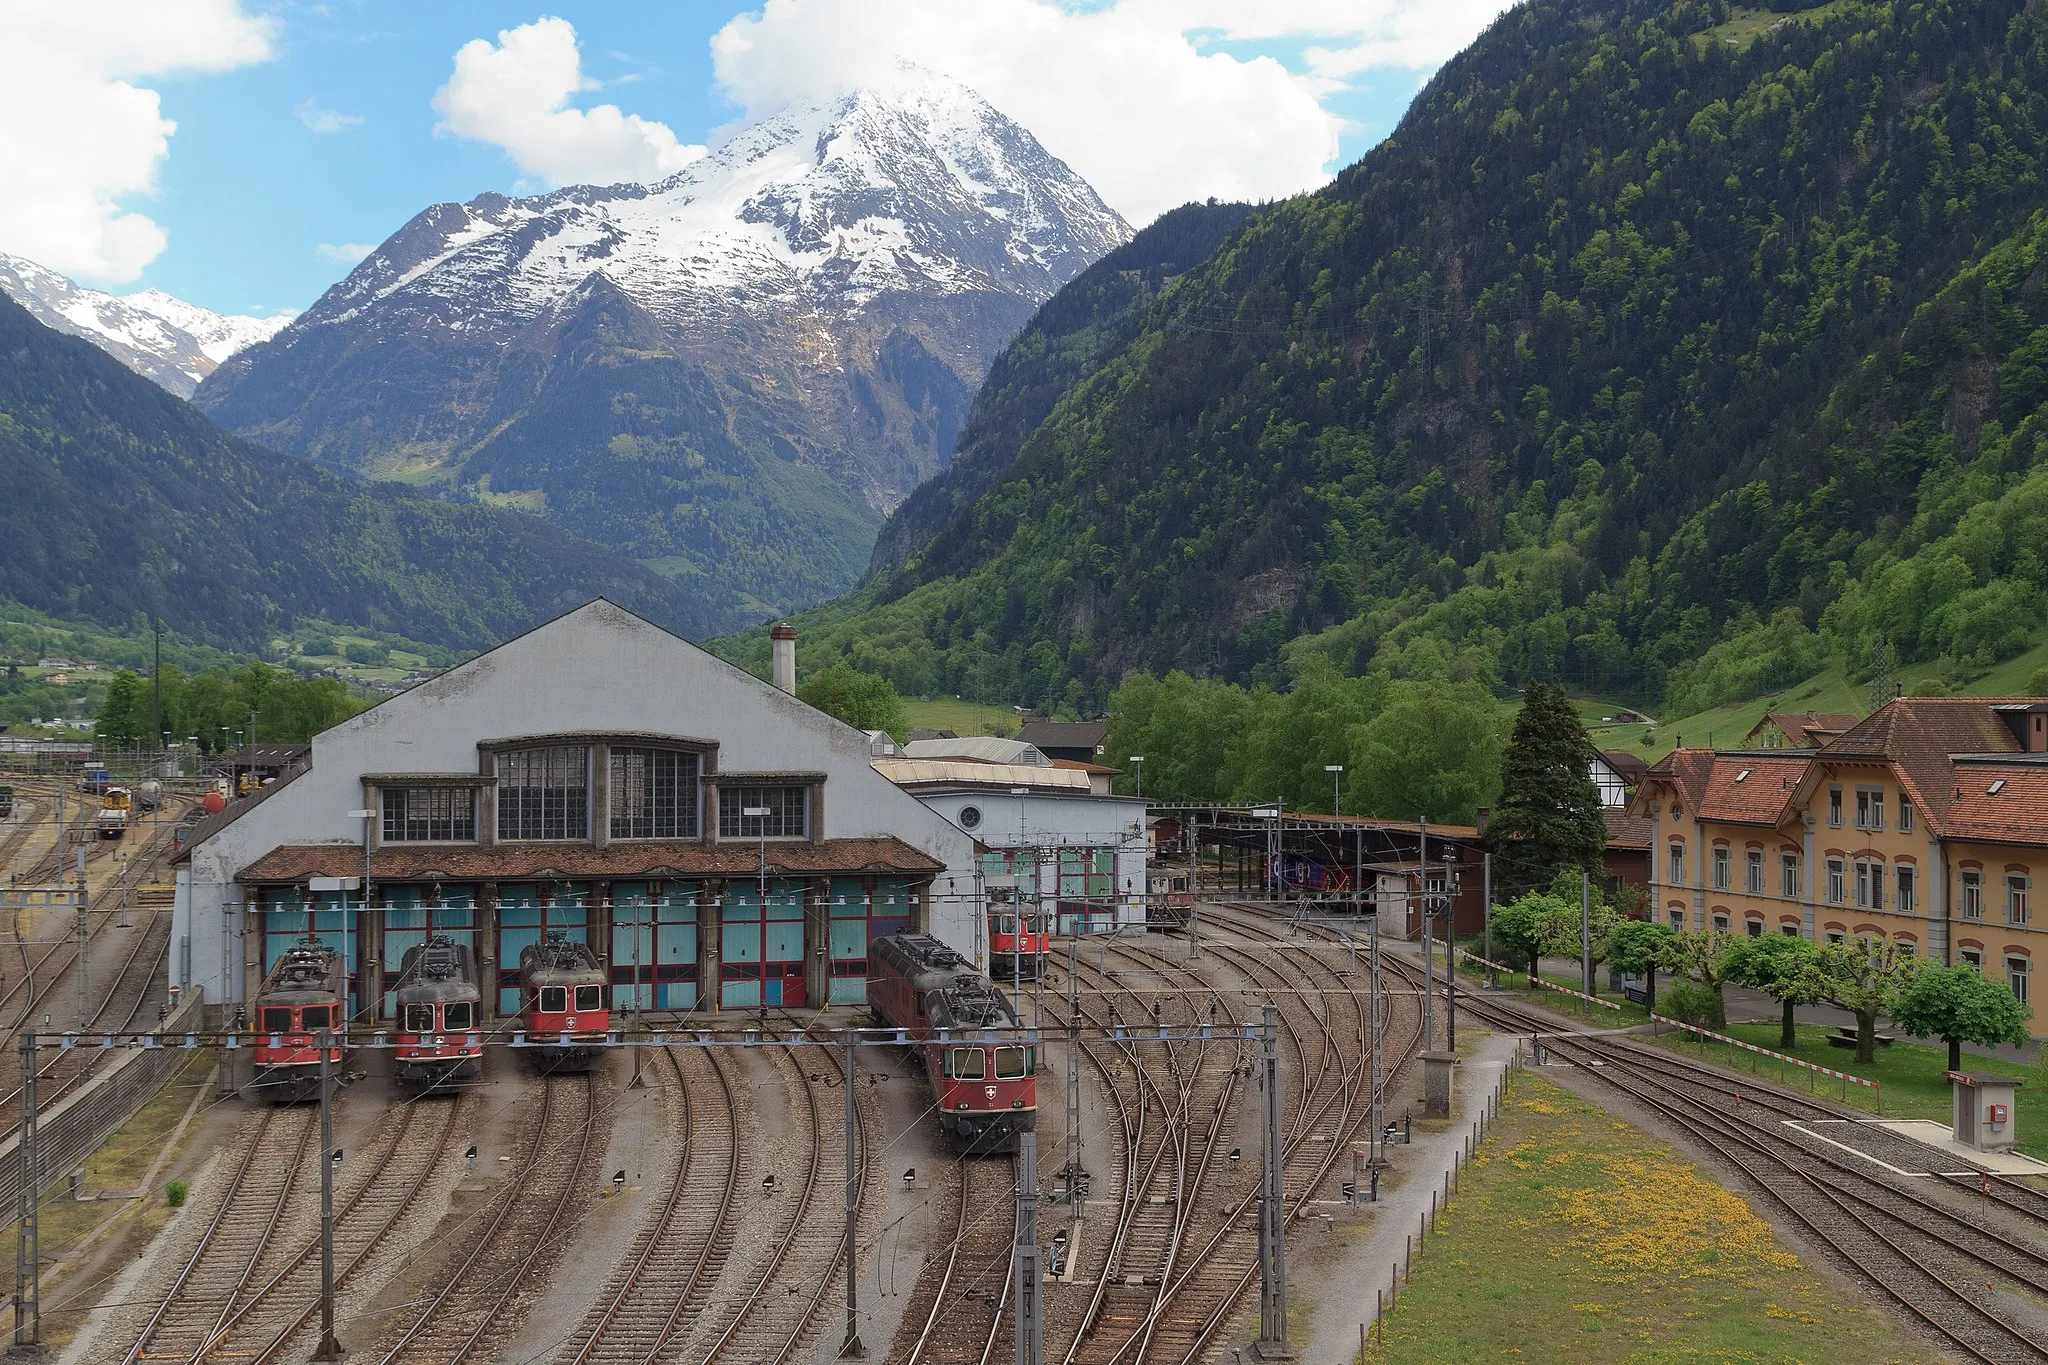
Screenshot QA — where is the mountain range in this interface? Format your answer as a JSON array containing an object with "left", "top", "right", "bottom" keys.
[
  {"left": 0, "top": 252, "right": 289, "bottom": 398},
  {"left": 195, "top": 64, "right": 1130, "bottom": 618},
  {"left": 723, "top": 0, "right": 2048, "bottom": 719},
  {"left": 0, "top": 290, "right": 718, "bottom": 652}
]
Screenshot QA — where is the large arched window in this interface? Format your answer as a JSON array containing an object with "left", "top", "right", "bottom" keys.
[
  {"left": 609, "top": 747, "right": 700, "bottom": 839},
  {"left": 497, "top": 746, "right": 590, "bottom": 841}
]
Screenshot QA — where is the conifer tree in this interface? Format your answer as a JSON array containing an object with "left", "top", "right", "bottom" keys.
[{"left": 1489, "top": 681, "right": 1607, "bottom": 893}]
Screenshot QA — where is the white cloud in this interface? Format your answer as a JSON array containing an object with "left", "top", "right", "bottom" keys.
[
  {"left": 314, "top": 242, "right": 374, "bottom": 264},
  {"left": 0, "top": 1, "right": 276, "bottom": 283},
  {"left": 710, "top": 0, "right": 1512, "bottom": 225},
  {"left": 433, "top": 17, "right": 705, "bottom": 189},
  {"left": 295, "top": 99, "right": 363, "bottom": 134}
]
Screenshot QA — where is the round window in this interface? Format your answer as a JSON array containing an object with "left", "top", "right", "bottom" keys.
[{"left": 959, "top": 805, "right": 983, "bottom": 830}]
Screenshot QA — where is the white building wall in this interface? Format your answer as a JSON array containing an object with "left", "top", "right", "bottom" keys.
[
  {"left": 910, "top": 789, "right": 1149, "bottom": 928},
  {"left": 177, "top": 602, "right": 979, "bottom": 1007}
]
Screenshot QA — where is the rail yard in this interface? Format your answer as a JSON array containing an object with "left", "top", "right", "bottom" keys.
[{"left": 1, "top": 768, "right": 2043, "bottom": 1362}]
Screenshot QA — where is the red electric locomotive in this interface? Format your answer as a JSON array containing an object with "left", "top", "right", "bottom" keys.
[
  {"left": 519, "top": 932, "right": 609, "bottom": 1073},
  {"left": 987, "top": 906, "right": 1050, "bottom": 982},
  {"left": 869, "top": 933, "right": 1035, "bottom": 1153},
  {"left": 391, "top": 935, "right": 483, "bottom": 1092},
  {"left": 250, "top": 941, "right": 347, "bottom": 1103}
]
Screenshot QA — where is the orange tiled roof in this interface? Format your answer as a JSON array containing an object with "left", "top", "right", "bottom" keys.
[
  {"left": 1818, "top": 698, "right": 2025, "bottom": 832},
  {"left": 1693, "top": 753, "right": 1812, "bottom": 826},
  {"left": 1942, "top": 762, "right": 2048, "bottom": 847},
  {"left": 1745, "top": 712, "right": 1862, "bottom": 747},
  {"left": 236, "top": 838, "right": 946, "bottom": 884}
]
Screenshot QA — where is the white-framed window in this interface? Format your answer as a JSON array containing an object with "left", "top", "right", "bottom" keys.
[
  {"left": 1896, "top": 866, "right": 1915, "bottom": 915},
  {"left": 1855, "top": 789, "right": 1884, "bottom": 831},
  {"left": 1746, "top": 850, "right": 1764, "bottom": 894},
  {"left": 1668, "top": 842, "right": 1685, "bottom": 884},
  {"left": 1961, "top": 947, "right": 1984, "bottom": 969},
  {"left": 1667, "top": 907, "right": 1685, "bottom": 930},
  {"left": 1961, "top": 870, "right": 1984, "bottom": 920},
  {"left": 1826, "top": 858, "right": 1845, "bottom": 904},
  {"left": 1781, "top": 853, "right": 1799, "bottom": 898},
  {"left": 1828, "top": 788, "right": 1842, "bottom": 827},
  {"left": 2006, "top": 956, "right": 2030, "bottom": 1005},
  {"left": 1712, "top": 912, "right": 1730, "bottom": 933},
  {"left": 1745, "top": 918, "right": 1763, "bottom": 938},
  {"left": 1713, "top": 847, "right": 1730, "bottom": 890},
  {"left": 2007, "top": 874, "right": 2030, "bottom": 926},
  {"left": 1855, "top": 860, "right": 1883, "bottom": 910},
  {"left": 1899, "top": 797, "right": 1913, "bottom": 833},
  {"left": 497, "top": 745, "right": 590, "bottom": 841}
]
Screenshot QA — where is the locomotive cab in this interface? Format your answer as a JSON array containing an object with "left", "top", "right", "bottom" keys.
[
  {"left": 249, "top": 941, "right": 348, "bottom": 1103},
  {"left": 520, "top": 933, "right": 610, "bottom": 1073},
  {"left": 868, "top": 933, "right": 1037, "bottom": 1153},
  {"left": 391, "top": 935, "right": 484, "bottom": 1092}
]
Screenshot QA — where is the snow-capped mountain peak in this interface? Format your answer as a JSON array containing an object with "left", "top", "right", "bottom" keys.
[
  {"left": 296, "top": 66, "right": 1129, "bottom": 336},
  {"left": 0, "top": 253, "right": 291, "bottom": 397}
]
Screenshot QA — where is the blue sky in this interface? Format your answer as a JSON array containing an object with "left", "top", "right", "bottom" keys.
[{"left": 6, "top": 2, "right": 1511, "bottom": 318}]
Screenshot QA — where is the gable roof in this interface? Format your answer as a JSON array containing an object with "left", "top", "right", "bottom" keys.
[
  {"left": 1815, "top": 698, "right": 2025, "bottom": 832},
  {"left": 1600, "top": 749, "right": 1650, "bottom": 783},
  {"left": 1944, "top": 757, "right": 2048, "bottom": 847},
  {"left": 1744, "top": 712, "right": 1863, "bottom": 748}
]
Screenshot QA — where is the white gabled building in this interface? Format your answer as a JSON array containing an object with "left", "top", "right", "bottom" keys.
[{"left": 170, "top": 601, "right": 978, "bottom": 1023}]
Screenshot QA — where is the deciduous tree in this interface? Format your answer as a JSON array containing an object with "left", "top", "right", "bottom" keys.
[
  {"left": 1816, "top": 938, "right": 1919, "bottom": 1064},
  {"left": 1604, "top": 918, "right": 1678, "bottom": 1014},
  {"left": 1725, "top": 934, "right": 1825, "bottom": 1050},
  {"left": 797, "top": 665, "right": 910, "bottom": 741},
  {"left": 1891, "top": 961, "right": 2030, "bottom": 1072}
]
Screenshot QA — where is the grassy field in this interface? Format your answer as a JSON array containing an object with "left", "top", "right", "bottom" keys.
[
  {"left": 1362, "top": 1072, "right": 1929, "bottom": 1363},
  {"left": 1645, "top": 1019, "right": 2047, "bottom": 1157},
  {"left": 903, "top": 697, "right": 1020, "bottom": 737}
]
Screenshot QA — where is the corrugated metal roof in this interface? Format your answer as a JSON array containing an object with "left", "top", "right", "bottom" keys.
[
  {"left": 871, "top": 758, "right": 1090, "bottom": 790},
  {"left": 902, "top": 737, "right": 1052, "bottom": 766}
]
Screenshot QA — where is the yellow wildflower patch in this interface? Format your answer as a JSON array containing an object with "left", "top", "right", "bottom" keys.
[{"left": 1548, "top": 1151, "right": 1798, "bottom": 1282}]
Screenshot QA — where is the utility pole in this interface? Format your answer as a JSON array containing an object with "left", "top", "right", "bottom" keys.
[
  {"left": 1482, "top": 853, "right": 1495, "bottom": 988},
  {"left": 14, "top": 1029, "right": 37, "bottom": 1353},
  {"left": 1581, "top": 872, "right": 1593, "bottom": 999},
  {"left": 1419, "top": 818, "right": 1433, "bottom": 1052},
  {"left": 313, "top": 1030, "right": 342, "bottom": 1360},
  {"left": 1369, "top": 914, "right": 1383, "bottom": 1166},
  {"left": 1064, "top": 936, "right": 1083, "bottom": 1210},
  {"left": 1255, "top": 1002, "right": 1291, "bottom": 1359},
  {"left": 1014, "top": 1131, "right": 1042, "bottom": 1365},
  {"left": 1187, "top": 815, "right": 1199, "bottom": 959},
  {"left": 840, "top": 1029, "right": 864, "bottom": 1358},
  {"left": 73, "top": 845, "right": 88, "bottom": 1032}
]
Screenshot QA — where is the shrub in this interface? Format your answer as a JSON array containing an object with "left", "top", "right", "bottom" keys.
[
  {"left": 1661, "top": 978, "right": 1726, "bottom": 1030},
  {"left": 165, "top": 1179, "right": 188, "bottom": 1208}
]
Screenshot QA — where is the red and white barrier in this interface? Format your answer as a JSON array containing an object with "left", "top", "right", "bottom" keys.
[
  {"left": 1650, "top": 1012, "right": 1883, "bottom": 1105},
  {"left": 1457, "top": 949, "right": 1621, "bottom": 1011}
]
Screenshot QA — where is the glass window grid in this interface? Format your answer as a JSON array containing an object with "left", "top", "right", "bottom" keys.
[
  {"left": 1712, "top": 848, "right": 1729, "bottom": 890},
  {"left": 1896, "top": 867, "right": 1915, "bottom": 915},
  {"left": 1828, "top": 789, "right": 1842, "bottom": 826},
  {"left": 1745, "top": 850, "right": 1763, "bottom": 894},
  {"left": 718, "top": 784, "right": 809, "bottom": 838},
  {"left": 498, "top": 746, "right": 590, "bottom": 841},
  {"left": 609, "top": 748, "right": 700, "bottom": 840},
  {"left": 382, "top": 787, "right": 476, "bottom": 842},
  {"left": 379, "top": 885, "right": 477, "bottom": 1019},
  {"left": 1962, "top": 871, "right": 1984, "bottom": 919},
  {"left": 1826, "top": 859, "right": 1844, "bottom": 904},
  {"left": 2008, "top": 875, "right": 2030, "bottom": 926},
  {"left": 1900, "top": 798, "right": 1913, "bottom": 833},
  {"left": 1667, "top": 843, "right": 1684, "bottom": 883},
  {"left": 1780, "top": 854, "right": 1799, "bottom": 898}
]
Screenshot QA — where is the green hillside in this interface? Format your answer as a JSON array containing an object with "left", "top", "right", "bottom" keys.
[
  {"left": 723, "top": 0, "right": 2048, "bottom": 724},
  {"left": 0, "top": 292, "right": 723, "bottom": 652}
]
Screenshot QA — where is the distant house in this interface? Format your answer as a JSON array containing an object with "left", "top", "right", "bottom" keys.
[
  {"left": 1745, "top": 711, "right": 1862, "bottom": 750},
  {"left": 1589, "top": 749, "right": 1649, "bottom": 807},
  {"left": 1015, "top": 718, "right": 1109, "bottom": 764}
]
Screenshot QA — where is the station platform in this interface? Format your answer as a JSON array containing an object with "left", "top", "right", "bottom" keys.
[{"left": 1783, "top": 1116, "right": 2048, "bottom": 1177}]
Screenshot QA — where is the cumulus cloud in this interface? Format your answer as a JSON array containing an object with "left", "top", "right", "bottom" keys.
[
  {"left": 710, "top": 0, "right": 1512, "bottom": 225},
  {"left": 314, "top": 242, "right": 374, "bottom": 264},
  {"left": 295, "top": 99, "right": 364, "bottom": 134},
  {"left": 433, "top": 18, "right": 706, "bottom": 188},
  {"left": 0, "top": 1, "right": 275, "bottom": 283}
]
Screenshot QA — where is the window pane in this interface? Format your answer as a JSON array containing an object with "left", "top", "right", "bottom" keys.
[
  {"left": 498, "top": 747, "right": 590, "bottom": 841},
  {"left": 444, "top": 1002, "right": 473, "bottom": 1030},
  {"left": 575, "top": 984, "right": 605, "bottom": 1011},
  {"left": 260, "top": 1007, "right": 292, "bottom": 1033},
  {"left": 383, "top": 787, "right": 476, "bottom": 842},
  {"left": 539, "top": 985, "right": 567, "bottom": 1012},
  {"left": 302, "top": 1005, "right": 331, "bottom": 1030},
  {"left": 718, "top": 784, "right": 810, "bottom": 838},
  {"left": 951, "top": 1048, "right": 985, "bottom": 1079},
  {"left": 610, "top": 748, "right": 700, "bottom": 839},
  {"left": 994, "top": 1046, "right": 1026, "bottom": 1079},
  {"left": 403, "top": 1004, "right": 434, "bottom": 1032}
]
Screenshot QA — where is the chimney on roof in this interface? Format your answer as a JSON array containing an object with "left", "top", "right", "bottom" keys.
[
  {"left": 770, "top": 623, "right": 797, "bottom": 695},
  {"left": 1475, "top": 806, "right": 1490, "bottom": 838}
]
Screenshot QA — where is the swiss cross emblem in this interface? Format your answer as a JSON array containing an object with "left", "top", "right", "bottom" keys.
[{"left": 985, "top": 1085, "right": 997, "bottom": 1099}]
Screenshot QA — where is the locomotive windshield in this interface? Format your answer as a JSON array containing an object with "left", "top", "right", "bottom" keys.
[
  {"left": 539, "top": 986, "right": 568, "bottom": 1012},
  {"left": 444, "top": 1002, "right": 474, "bottom": 1030},
  {"left": 302, "top": 1005, "right": 333, "bottom": 1030},
  {"left": 259, "top": 1007, "right": 292, "bottom": 1033},
  {"left": 994, "top": 1046, "right": 1028, "bottom": 1079},
  {"left": 575, "top": 984, "right": 604, "bottom": 1012},
  {"left": 403, "top": 1004, "right": 436, "bottom": 1032},
  {"left": 949, "top": 1047, "right": 986, "bottom": 1079}
]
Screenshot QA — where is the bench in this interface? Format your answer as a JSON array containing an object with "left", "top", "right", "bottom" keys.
[{"left": 1826, "top": 1028, "right": 1894, "bottom": 1049}]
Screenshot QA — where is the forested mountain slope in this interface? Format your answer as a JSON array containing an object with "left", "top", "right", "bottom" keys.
[
  {"left": 730, "top": 0, "right": 2048, "bottom": 715},
  {"left": 0, "top": 294, "right": 721, "bottom": 652}
]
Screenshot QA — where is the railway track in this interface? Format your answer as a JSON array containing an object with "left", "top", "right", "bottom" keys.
[
  {"left": 556, "top": 1044, "right": 742, "bottom": 1364},
  {"left": 373, "top": 1073, "right": 605, "bottom": 1364},
  {"left": 685, "top": 1034, "right": 870, "bottom": 1365},
  {"left": 120, "top": 1105, "right": 317, "bottom": 1364},
  {"left": 897, "top": 1153, "right": 1018, "bottom": 1365},
  {"left": 1417, "top": 955, "right": 2048, "bottom": 1364}
]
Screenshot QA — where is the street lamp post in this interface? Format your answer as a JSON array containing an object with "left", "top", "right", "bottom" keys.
[
  {"left": 1325, "top": 764, "right": 1343, "bottom": 818},
  {"left": 1128, "top": 756, "right": 1144, "bottom": 800}
]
